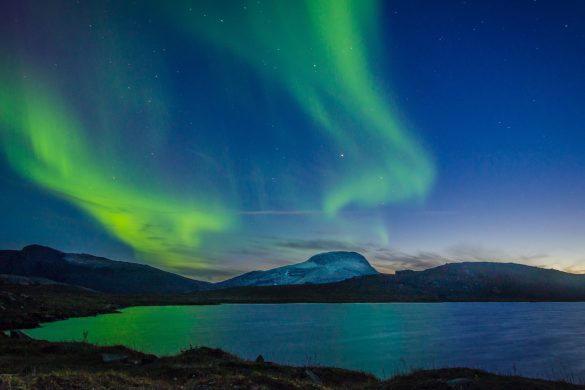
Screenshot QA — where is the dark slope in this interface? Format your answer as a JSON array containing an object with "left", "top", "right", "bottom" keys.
[
  {"left": 0, "top": 245, "right": 211, "bottom": 294},
  {"left": 393, "top": 261, "right": 585, "bottom": 300},
  {"left": 199, "top": 262, "right": 585, "bottom": 302}
]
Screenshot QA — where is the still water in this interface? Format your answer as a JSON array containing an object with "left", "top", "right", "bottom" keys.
[{"left": 24, "top": 303, "right": 585, "bottom": 381}]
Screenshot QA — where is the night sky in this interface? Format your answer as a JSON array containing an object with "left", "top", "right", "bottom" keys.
[{"left": 1, "top": 0, "right": 585, "bottom": 281}]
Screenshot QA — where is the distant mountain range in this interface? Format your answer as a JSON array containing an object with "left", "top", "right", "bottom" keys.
[
  {"left": 216, "top": 251, "right": 378, "bottom": 288},
  {"left": 3, "top": 244, "right": 585, "bottom": 302},
  {"left": 0, "top": 245, "right": 212, "bottom": 294},
  {"left": 0, "top": 246, "right": 379, "bottom": 294},
  {"left": 201, "top": 262, "right": 585, "bottom": 302}
]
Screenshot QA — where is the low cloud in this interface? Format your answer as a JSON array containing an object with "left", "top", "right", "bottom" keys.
[
  {"left": 446, "top": 243, "right": 549, "bottom": 263},
  {"left": 171, "top": 264, "right": 249, "bottom": 282},
  {"left": 275, "top": 239, "right": 367, "bottom": 253},
  {"left": 371, "top": 245, "right": 551, "bottom": 274},
  {"left": 371, "top": 249, "right": 447, "bottom": 273}
]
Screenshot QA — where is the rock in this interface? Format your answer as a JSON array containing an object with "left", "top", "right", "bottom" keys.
[
  {"left": 255, "top": 354, "right": 265, "bottom": 363},
  {"left": 101, "top": 353, "right": 128, "bottom": 363},
  {"left": 305, "top": 368, "right": 321, "bottom": 384},
  {"left": 1, "top": 292, "right": 16, "bottom": 302},
  {"left": 447, "top": 377, "right": 473, "bottom": 389},
  {"left": 9, "top": 330, "right": 32, "bottom": 340},
  {"left": 140, "top": 356, "right": 157, "bottom": 365}
]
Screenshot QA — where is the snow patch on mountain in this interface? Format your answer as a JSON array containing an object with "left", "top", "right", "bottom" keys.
[
  {"left": 217, "top": 251, "right": 379, "bottom": 288},
  {"left": 64, "top": 254, "right": 112, "bottom": 268}
]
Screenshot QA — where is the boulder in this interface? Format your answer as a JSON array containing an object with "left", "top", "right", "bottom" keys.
[
  {"left": 9, "top": 330, "right": 32, "bottom": 340},
  {"left": 305, "top": 368, "right": 321, "bottom": 384},
  {"left": 446, "top": 377, "right": 473, "bottom": 389},
  {"left": 101, "top": 353, "right": 128, "bottom": 363}
]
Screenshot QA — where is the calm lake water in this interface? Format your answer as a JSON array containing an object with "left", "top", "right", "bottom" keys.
[{"left": 24, "top": 303, "right": 585, "bottom": 382}]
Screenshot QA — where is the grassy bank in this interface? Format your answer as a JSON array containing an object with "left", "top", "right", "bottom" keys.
[{"left": 1, "top": 335, "right": 583, "bottom": 389}]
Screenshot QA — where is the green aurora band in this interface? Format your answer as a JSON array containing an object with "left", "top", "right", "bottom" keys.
[
  {"left": 0, "top": 73, "right": 232, "bottom": 269},
  {"left": 0, "top": 0, "right": 434, "bottom": 272},
  {"left": 167, "top": 0, "right": 435, "bottom": 214}
]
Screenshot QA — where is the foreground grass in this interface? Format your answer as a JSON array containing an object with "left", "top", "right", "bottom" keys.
[
  {"left": 0, "top": 334, "right": 583, "bottom": 389},
  {"left": 0, "top": 334, "right": 378, "bottom": 389}
]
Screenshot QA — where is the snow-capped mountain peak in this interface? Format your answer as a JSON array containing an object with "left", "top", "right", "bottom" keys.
[{"left": 216, "top": 251, "right": 379, "bottom": 288}]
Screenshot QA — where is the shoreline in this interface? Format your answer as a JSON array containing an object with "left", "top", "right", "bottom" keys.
[
  {"left": 2, "top": 335, "right": 583, "bottom": 389},
  {"left": 2, "top": 280, "right": 585, "bottom": 388},
  {"left": 4, "top": 279, "right": 585, "bottom": 332}
]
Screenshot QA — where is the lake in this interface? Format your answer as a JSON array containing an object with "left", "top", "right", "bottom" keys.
[{"left": 24, "top": 303, "right": 585, "bottom": 382}]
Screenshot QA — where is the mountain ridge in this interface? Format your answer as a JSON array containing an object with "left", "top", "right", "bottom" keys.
[
  {"left": 216, "top": 251, "right": 379, "bottom": 288},
  {"left": 2, "top": 244, "right": 585, "bottom": 301},
  {"left": 0, "top": 245, "right": 212, "bottom": 294},
  {"left": 198, "top": 260, "right": 585, "bottom": 302}
]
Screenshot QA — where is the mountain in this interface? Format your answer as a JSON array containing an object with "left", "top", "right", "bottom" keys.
[
  {"left": 216, "top": 251, "right": 379, "bottom": 288},
  {"left": 4, "top": 245, "right": 585, "bottom": 301},
  {"left": 201, "top": 261, "right": 585, "bottom": 302},
  {"left": 0, "top": 245, "right": 211, "bottom": 294}
]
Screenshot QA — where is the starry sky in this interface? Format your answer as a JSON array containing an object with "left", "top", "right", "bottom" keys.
[{"left": 1, "top": 0, "right": 585, "bottom": 281}]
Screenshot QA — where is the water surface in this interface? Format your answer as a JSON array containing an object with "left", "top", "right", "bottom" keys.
[{"left": 24, "top": 303, "right": 585, "bottom": 381}]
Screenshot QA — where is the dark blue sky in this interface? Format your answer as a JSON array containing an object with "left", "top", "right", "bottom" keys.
[{"left": 1, "top": 0, "right": 584, "bottom": 280}]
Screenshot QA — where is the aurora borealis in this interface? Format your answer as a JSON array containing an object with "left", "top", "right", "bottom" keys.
[
  {"left": 2, "top": 1, "right": 585, "bottom": 279},
  {"left": 166, "top": 0, "right": 434, "bottom": 214},
  {"left": 0, "top": 70, "right": 232, "bottom": 270}
]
